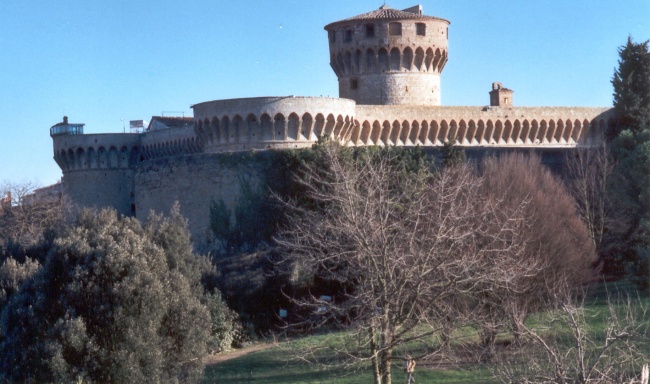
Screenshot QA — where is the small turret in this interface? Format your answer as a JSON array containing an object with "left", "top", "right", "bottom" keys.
[
  {"left": 50, "top": 116, "right": 84, "bottom": 136},
  {"left": 489, "top": 82, "right": 514, "bottom": 107}
]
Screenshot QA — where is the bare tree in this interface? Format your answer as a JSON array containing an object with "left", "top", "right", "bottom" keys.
[
  {"left": 493, "top": 290, "right": 650, "bottom": 384},
  {"left": 0, "top": 181, "right": 70, "bottom": 246},
  {"left": 564, "top": 142, "right": 615, "bottom": 254},
  {"left": 276, "top": 144, "right": 539, "bottom": 384},
  {"left": 478, "top": 153, "right": 598, "bottom": 349}
]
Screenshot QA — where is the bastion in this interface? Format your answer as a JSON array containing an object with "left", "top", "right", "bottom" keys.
[{"left": 50, "top": 5, "right": 614, "bottom": 249}]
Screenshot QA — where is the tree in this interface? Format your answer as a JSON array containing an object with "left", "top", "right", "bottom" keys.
[
  {"left": 564, "top": 143, "right": 614, "bottom": 256},
  {"left": 477, "top": 153, "right": 597, "bottom": 352},
  {"left": 609, "top": 132, "right": 650, "bottom": 290},
  {"left": 276, "top": 143, "right": 538, "bottom": 384},
  {"left": 609, "top": 37, "right": 650, "bottom": 291},
  {"left": 0, "top": 181, "right": 70, "bottom": 247},
  {"left": 612, "top": 37, "right": 650, "bottom": 137},
  {"left": 0, "top": 255, "right": 40, "bottom": 309},
  {"left": 493, "top": 291, "right": 650, "bottom": 384},
  {"left": 0, "top": 207, "right": 234, "bottom": 383},
  {"left": 440, "top": 139, "right": 466, "bottom": 168}
]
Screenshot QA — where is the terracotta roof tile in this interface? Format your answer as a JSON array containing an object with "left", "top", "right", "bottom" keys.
[{"left": 325, "top": 5, "right": 449, "bottom": 30}]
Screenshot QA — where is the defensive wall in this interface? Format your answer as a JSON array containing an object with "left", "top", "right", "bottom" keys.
[
  {"left": 352, "top": 105, "right": 614, "bottom": 147},
  {"left": 52, "top": 133, "right": 140, "bottom": 216},
  {"left": 192, "top": 97, "right": 356, "bottom": 152},
  {"left": 50, "top": 101, "right": 614, "bottom": 249},
  {"left": 49, "top": 4, "right": 618, "bottom": 248}
]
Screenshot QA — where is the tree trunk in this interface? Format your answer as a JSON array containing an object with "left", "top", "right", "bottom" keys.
[
  {"left": 369, "top": 326, "right": 381, "bottom": 384},
  {"left": 380, "top": 347, "right": 392, "bottom": 384}
]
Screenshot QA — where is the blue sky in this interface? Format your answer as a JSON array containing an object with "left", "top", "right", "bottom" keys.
[{"left": 1, "top": 0, "right": 648, "bottom": 186}]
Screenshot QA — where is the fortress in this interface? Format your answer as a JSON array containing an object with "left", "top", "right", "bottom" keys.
[{"left": 50, "top": 5, "right": 614, "bottom": 248}]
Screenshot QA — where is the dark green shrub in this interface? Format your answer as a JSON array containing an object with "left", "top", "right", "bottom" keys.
[{"left": 0, "top": 207, "right": 236, "bottom": 383}]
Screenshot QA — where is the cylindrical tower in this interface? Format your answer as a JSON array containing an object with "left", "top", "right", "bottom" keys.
[
  {"left": 324, "top": 5, "right": 450, "bottom": 106},
  {"left": 51, "top": 117, "right": 140, "bottom": 217}
]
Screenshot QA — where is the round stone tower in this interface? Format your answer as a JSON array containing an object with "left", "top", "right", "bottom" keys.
[{"left": 324, "top": 4, "right": 450, "bottom": 106}]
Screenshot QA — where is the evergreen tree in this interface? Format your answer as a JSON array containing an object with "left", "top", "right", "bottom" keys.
[
  {"left": 609, "top": 37, "right": 650, "bottom": 291},
  {"left": 0, "top": 208, "right": 234, "bottom": 383},
  {"left": 440, "top": 140, "right": 466, "bottom": 168},
  {"left": 611, "top": 37, "right": 650, "bottom": 137}
]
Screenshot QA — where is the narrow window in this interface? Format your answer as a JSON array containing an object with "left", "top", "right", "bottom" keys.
[
  {"left": 330, "top": 30, "right": 336, "bottom": 43},
  {"left": 389, "top": 22, "right": 402, "bottom": 36},
  {"left": 365, "top": 24, "right": 375, "bottom": 38},
  {"left": 344, "top": 29, "right": 352, "bottom": 43},
  {"left": 351, "top": 79, "right": 359, "bottom": 90},
  {"left": 416, "top": 23, "right": 426, "bottom": 36}
]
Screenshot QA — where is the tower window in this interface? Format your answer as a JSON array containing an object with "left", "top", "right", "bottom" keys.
[
  {"left": 365, "top": 24, "right": 375, "bottom": 38},
  {"left": 351, "top": 79, "right": 358, "bottom": 90},
  {"left": 344, "top": 29, "right": 352, "bottom": 43},
  {"left": 329, "top": 30, "right": 336, "bottom": 43},
  {"left": 389, "top": 22, "right": 402, "bottom": 36},
  {"left": 416, "top": 23, "right": 426, "bottom": 36}
]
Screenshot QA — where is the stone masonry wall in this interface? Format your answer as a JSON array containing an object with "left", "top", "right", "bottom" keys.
[
  {"left": 63, "top": 169, "right": 135, "bottom": 216},
  {"left": 341, "top": 73, "right": 441, "bottom": 106},
  {"left": 134, "top": 153, "right": 265, "bottom": 250}
]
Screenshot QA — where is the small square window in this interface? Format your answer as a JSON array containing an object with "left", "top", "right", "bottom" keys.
[
  {"left": 351, "top": 79, "right": 359, "bottom": 90},
  {"left": 416, "top": 23, "right": 426, "bottom": 36},
  {"left": 365, "top": 24, "right": 375, "bottom": 38},
  {"left": 344, "top": 29, "right": 352, "bottom": 43},
  {"left": 389, "top": 22, "right": 402, "bottom": 36}
]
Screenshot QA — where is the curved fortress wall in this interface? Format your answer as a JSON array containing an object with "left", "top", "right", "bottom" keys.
[
  {"left": 52, "top": 133, "right": 140, "bottom": 216},
  {"left": 192, "top": 97, "right": 356, "bottom": 152}
]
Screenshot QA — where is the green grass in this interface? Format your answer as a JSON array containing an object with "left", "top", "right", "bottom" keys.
[
  {"left": 203, "top": 342, "right": 492, "bottom": 383},
  {"left": 203, "top": 282, "right": 649, "bottom": 383}
]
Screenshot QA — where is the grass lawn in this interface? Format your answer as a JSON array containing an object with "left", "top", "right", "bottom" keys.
[
  {"left": 203, "top": 341, "right": 493, "bottom": 383},
  {"left": 203, "top": 281, "right": 649, "bottom": 383}
]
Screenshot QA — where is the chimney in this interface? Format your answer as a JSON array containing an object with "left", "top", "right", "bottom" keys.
[
  {"left": 63, "top": 116, "right": 68, "bottom": 124},
  {"left": 402, "top": 5, "right": 423, "bottom": 15}
]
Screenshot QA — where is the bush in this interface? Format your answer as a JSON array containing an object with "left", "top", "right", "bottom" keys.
[
  {"left": 0, "top": 207, "right": 236, "bottom": 383},
  {"left": 0, "top": 256, "right": 40, "bottom": 309}
]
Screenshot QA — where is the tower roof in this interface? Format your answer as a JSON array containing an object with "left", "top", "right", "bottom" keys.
[{"left": 324, "top": 5, "right": 449, "bottom": 30}]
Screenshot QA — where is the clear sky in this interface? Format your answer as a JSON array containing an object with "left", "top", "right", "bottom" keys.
[{"left": 1, "top": 1, "right": 648, "bottom": 187}]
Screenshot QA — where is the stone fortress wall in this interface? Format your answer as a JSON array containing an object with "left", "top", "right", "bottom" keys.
[
  {"left": 352, "top": 105, "right": 613, "bottom": 147},
  {"left": 50, "top": 4, "right": 616, "bottom": 248},
  {"left": 192, "top": 97, "right": 357, "bottom": 153},
  {"left": 52, "top": 133, "right": 140, "bottom": 216}
]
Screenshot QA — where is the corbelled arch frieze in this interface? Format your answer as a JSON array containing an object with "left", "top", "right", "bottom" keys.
[
  {"left": 349, "top": 116, "right": 611, "bottom": 147},
  {"left": 194, "top": 111, "right": 356, "bottom": 152},
  {"left": 54, "top": 144, "right": 141, "bottom": 172},
  {"left": 191, "top": 97, "right": 357, "bottom": 152},
  {"left": 333, "top": 45, "right": 448, "bottom": 76}
]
